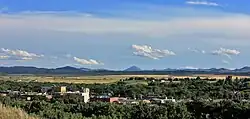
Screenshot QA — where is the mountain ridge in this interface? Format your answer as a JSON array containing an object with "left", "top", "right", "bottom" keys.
[
  {"left": 124, "top": 66, "right": 142, "bottom": 71},
  {"left": 0, "top": 66, "right": 250, "bottom": 75}
]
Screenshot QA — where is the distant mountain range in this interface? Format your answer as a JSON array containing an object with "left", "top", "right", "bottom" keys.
[
  {"left": 0, "top": 66, "right": 250, "bottom": 75},
  {"left": 164, "top": 67, "right": 250, "bottom": 73}
]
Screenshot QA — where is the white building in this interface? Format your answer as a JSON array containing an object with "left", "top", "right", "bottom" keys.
[
  {"left": 82, "top": 88, "right": 90, "bottom": 103},
  {"left": 151, "top": 97, "right": 176, "bottom": 104}
]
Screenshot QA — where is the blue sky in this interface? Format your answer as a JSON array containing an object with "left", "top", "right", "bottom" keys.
[{"left": 0, "top": 0, "right": 250, "bottom": 70}]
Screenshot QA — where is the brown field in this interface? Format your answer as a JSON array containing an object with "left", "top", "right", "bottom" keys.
[
  {"left": 0, "top": 74, "right": 249, "bottom": 84},
  {"left": 0, "top": 103, "right": 39, "bottom": 119}
]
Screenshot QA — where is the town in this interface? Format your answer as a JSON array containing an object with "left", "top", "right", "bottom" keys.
[
  {"left": 1, "top": 74, "right": 250, "bottom": 119},
  {"left": 1, "top": 76, "right": 250, "bottom": 105},
  {"left": 0, "top": 84, "right": 180, "bottom": 104}
]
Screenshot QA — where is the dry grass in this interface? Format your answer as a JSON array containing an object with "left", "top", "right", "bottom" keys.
[
  {"left": 0, "top": 103, "right": 39, "bottom": 119},
  {"left": 0, "top": 74, "right": 249, "bottom": 84}
]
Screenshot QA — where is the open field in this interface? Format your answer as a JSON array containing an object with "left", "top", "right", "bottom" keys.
[{"left": 0, "top": 74, "right": 249, "bottom": 84}]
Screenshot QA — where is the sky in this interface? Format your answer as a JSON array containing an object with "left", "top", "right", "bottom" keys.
[{"left": 0, "top": 0, "right": 250, "bottom": 70}]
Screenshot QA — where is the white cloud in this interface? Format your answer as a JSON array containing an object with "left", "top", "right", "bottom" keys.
[
  {"left": 1, "top": 48, "right": 43, "bottom": 60},
  {"left": 186, "top": 1, "right": 220, "bottom": 6},
  {"left": 73, "top": 57, "right": 103, "bottom": 65},
  {"left": 211, "top": 48, "right": 240, "bottom": 59},
  {"left": 132, "top": 45, "right": 175, "bottom": 60},
  {"left": 1, "top": 48, "right": 43, "bottom": 58}
]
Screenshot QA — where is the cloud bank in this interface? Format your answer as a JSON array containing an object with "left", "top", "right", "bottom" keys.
[
  {"left": 186, "top": 1, "right": 219, "bottom": 6},
  {"left": 0, "top": 9, "right": 249, "bottom": 68},
  {"left": 73, "top": 57, "right": 103, "bottom": 65},
  {"left": 0, "top": 11, "right": 250, "bottom": 40},
  {"left": 132, "top": 45, "right": 175, "bottom": 60}
]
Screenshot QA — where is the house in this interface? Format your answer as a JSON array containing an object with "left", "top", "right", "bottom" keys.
[
  {"left": 160, "top": 80, "right": 166, "bottom": 83},
  {"left": 124, "top": 99, "right": 140, "bottom": 105},
  {"left": 9, "top": 91, "right": 20, "bottom": 95},
  {"left": 151, "top": 97, "right": 176, "bottom": 104},
  {"left": 55, "top": 86, "right": 67, "bottom": 93},
  {"left": 0, "top": 91, "right": 9, "bottom": 96},
  {"left": 164, "top": 97, "right": 176, "bottom": 102},
  {"left": 90, "top": 95, "right": 119, "bottom": 103},
  {"left": 46, "top": 95, "right": 53, "bottom": 100},
  {"left": 142, "top": 100, "right": 151, "bottom": 103},
  {"left": 41, "top": 86, "right": 53, "bottom": 93}
]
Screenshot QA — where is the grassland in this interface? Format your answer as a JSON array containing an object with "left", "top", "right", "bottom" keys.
[
  {"left": 0, "top": 74, "right": 249, "bottom": 84},
  {"left": 0, "top": 103, "right": 38, "bottom": 119}
]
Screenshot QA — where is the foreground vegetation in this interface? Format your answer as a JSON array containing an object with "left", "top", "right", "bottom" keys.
[
  {"left": 2, "top": 96, "right": 250, "bottom": 119},
  {"left": 1, "top": 76, "right": 250, "bottom": 119},
  {"left": 0, "top": 103, "right": 38, "bottom": 119}
]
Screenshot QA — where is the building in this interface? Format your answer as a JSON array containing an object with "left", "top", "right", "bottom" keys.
[
  {"left": 53, "top": 87, "right": 90, "bottom": 103},
  {"left": 81, "top": 88, "right": 90, "bottom": 103},
  {"left": 57, "top": 86, "right": 67, "bottom": 93},
  {"left": 142, "top": 100, "right": 151, "bottom": 103},
  {"left": 46, "top": 95, "right": 53, "bottom": 100},
  {"left": 90, "top": 95, "right": 119, "bottom": 103},
  {"left": 41, "top": 86, "right": 53, "bottom": 93},
  {"left": 41, "top": 86, "right": 90, "bottom": 103},
  {"left": 160, "top": 80, "right": 166, "bottom": 83},
  {"left": 118, "top": 99, "right": 140, "bottom": 105},
  {"left": 151, "top": 97, "right": 176, "bottom": 104},
  {"left": 52, "top": 86, "right": 67, "bottom": 94},
  {"left": 0, "top": 91, "right": 9, "bottom": 97}
]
